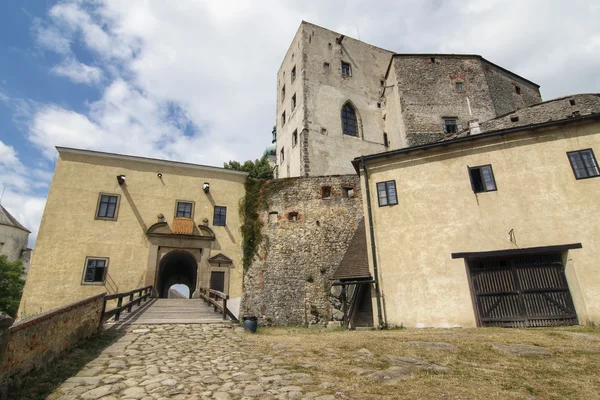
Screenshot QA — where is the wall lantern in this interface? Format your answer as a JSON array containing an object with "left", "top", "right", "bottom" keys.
[
  {"left": 203, "top": 182, "right": 210, "bottom": 193},
  {"left": 117, "top": 175, "right": 126, "bottom": 185},
  {"left": 157, "top": 173, "right": 163, "bottom": 178}
]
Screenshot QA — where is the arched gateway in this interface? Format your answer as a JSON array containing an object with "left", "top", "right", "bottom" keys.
[{"left": 145, "top": 218, "right": 221, "bottom": 299}]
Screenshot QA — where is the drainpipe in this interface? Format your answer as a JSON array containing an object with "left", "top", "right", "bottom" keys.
[{"left": 361, "top": 156, "right": 384, "bottom": 329}]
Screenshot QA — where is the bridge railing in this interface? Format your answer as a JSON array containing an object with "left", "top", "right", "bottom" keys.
[
  {"left": 198, "top": 287, "right": 234, "bottom": 321},
  {"left": 101, "top": 286, "right": 153, "bottom": 322}
]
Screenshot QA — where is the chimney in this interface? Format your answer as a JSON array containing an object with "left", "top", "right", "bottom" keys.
[{"left": 469, "top": 119, "right": 481, "bottom": 135}]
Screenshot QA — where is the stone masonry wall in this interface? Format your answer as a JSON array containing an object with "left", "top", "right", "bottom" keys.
[
  {"left": 240, "top": 175, "right": 363, "bottom": 326},
  {"left": 0, "top": 293, "right": 105, "bottom": 384}
]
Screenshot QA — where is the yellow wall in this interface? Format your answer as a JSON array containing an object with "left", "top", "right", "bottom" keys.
[
  {"left": 362, "top": 120, "right": 600, "bottom": 327},
  {"left": 19, "top": 149, "right": 246, "bottom": 318}
]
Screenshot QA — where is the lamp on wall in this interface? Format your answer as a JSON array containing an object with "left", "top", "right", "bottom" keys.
[
  {"left": 117, "top": 175, "right": 126, "bottom": 185},
  {"left": 203, "top": 182, "right": 210, "bottom": 193}
]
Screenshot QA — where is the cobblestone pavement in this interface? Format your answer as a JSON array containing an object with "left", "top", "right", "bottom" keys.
[{"left": 48, "top": 324, "right": 338, "bottom": 400}]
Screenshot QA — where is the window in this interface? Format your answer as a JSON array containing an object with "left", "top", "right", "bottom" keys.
[
  {"left": 281, "top": 85, "right": 285, "bottom": 101},
  {"left": 443, "top": 118, "right": 458, "bottom": 134},
  {"left": 176, "top": 201, "right": 193, "bottom": 218},
  {"left": 383, "top": 132, "right": 389, "bottom": 147},
  {"left": 567, "top": 149, "right": 599, "bottom": 179},
  {"left": 468, "top": 165, "right": 497, "bottom": 193},
  {"left": 291, "top": 65, "right": 296, "bottom": 81},
  {"left": 291, "top": 93, "right": 296, "bottom": 111},
  {"left": 96, "top": 194, "right": 119, "bottom": 220},
  {"left": 569, "top": 99, "right": 576, "bottom": 106},
  {"left": 280, "top": 147, "right": 285, "bottom": 163},
  {"left": 288, "top": 212, "right": 298, "bottom": 221},
  {"left": 292, "top": 130, "right": 298, "bottom": 147},
  {"left": 342, "top": 187, "right": 354, "bottom": 198},
  {"left": 341, "top": 61, "right": 351, "bottom": 77},
  {"left": 213, "top": 206, "right": 227, "bottom": 226},
  {"left": 455, "top": 82, "right": 465, "bottom": 92},
  {"left": 281, "top": 111, "right": 286, "bottom": 126},
  {"left": 377, "top": 181, "right": 398, "bottom": 206},
  {"left": 323, "top": 62, "right": 330, "bottom": 71},
  {"left": 83, "top": 258, "right": 108, "bottom": 283},
  {"left": 380, "top": 80, "right": 385, "bottom": 87},
  {"left": 321, "top": 186, "right": 332, "bottom": 199},
  {"left": 515, "top": 85, "right": 521, "bottom": 95},
  {"left": 341, "top": 103, "right": 359, "bottom": 137}
]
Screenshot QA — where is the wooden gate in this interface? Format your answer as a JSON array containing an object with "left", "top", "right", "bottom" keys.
[{"left": 470, "top": 254, "right": 578, "bottom": 327}]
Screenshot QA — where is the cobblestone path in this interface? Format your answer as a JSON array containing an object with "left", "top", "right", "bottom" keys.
[{"left": 48, "top": 324, "right": 337, "bottom": 400}]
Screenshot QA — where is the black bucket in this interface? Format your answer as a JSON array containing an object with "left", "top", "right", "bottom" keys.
[{"left": 243, "top": 316, "right": 258, "bottom": 333}]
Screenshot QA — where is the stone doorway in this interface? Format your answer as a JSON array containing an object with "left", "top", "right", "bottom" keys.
[{"left": 156, "top": 250, "right": 198, "bottom": 298}]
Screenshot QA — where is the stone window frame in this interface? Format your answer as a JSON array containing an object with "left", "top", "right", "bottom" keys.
[
  {"left": 341, "top": 101, "right": 362, "bottom": 138},
  {"left": 175, "top": 200, "right": 195, "bottom": 219},
  {"left": 95, "top": 193, "right": 121, "bottom": 221},
  {"left": 81, "top": 256, "right": 109, "bottom": 285},
  {"left": 213, "top": 206, "right": 227, "bottom": 226}
]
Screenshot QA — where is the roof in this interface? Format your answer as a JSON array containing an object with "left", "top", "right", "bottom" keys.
[
  {"left": 56, "top": 147, "right": 249, "bottom": 177},
  {"left": 352, "top": 99, "right": 600, "bottom": 172},
  {"left": 0, "top": 205, "right": 30, "bottom": 233},
  {"left": 383, "top": 53, "right": 540, "bottom": 88},
  {"left": 333, "top": 218, "right": 372, "bottom": 280}
]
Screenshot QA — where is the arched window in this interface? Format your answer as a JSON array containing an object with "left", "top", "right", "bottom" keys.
[{"left": 341, "top": 103, "right": 359, "bottom": 137}]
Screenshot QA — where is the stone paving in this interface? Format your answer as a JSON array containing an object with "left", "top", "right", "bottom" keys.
[{"left": 48, "top": 324, "right": 338, "bottom": 400}]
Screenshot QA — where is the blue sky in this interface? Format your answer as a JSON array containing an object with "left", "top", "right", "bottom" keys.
[{"left": 1, "top": 0, "right": 599, "bottom": 246}]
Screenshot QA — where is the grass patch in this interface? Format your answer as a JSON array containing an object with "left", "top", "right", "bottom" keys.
[
  {"left": 7, "top": 329, "right": 122, "bottom": 400},
  {"left": 248, "top": 326, "right": 600, "bottom": 399}
]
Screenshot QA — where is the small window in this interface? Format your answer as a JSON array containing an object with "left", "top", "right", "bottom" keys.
[
  {"left": 567, "top": 149, "right": 600, "bottom": 180},
  {"left": 281, "top": 111, "right": 286, "bottom": 126},
  {"left": 291, "top": 65, "right": 296, "bottom": 81},
  {"left": 96, "top": 194, "right": 119, "bottom": 220},
  {"left": 281, "top": 85, "right": 285, "bottom": 101},
  {"left": 468, "top": 165, "right": 497, "bottom": 193},
  {"left": 455, "top": 82, "right": 465, "bottom": 92},
  {"left": 280, "top": 147, "right": 285, "bottom": 163},
  {"left": 268, "top": 211, "right": 279, "bottom": 224},
  {"left": 569, "top": 99, "right": 576, "bottom": 106},
  {"left": 510, "top": 115, "right": 519, "bottom": 122},
  {"left": 430, "top": 57, "right": 436, "bottom": 63},
  {"left": 383, "top": 132, "right": 389, "bottom": 147},
  {"left": 380, "top": 80, "right": 385, "bottom": 87},
  {"left": 341, "top": 61, "right": 351, "bottom": 77},
  {"left": 515, "top": 85, "right": 521, "bottom": 95},
  {"left": 321, "top": 186, "right": 332, "bottom": 199},
  {"left": 376, "top": 181, "right": 398, "bottom": 207},
  {"left": 323, "top": 62, "right": 330, "bottom": 71},
  {"left": 288, "top": 212, "right": 298, "bottom": 222},
  {"left": 341, "top": 103, "right": 359, "bottom": 137},
  {"left": 443, "top": 118, "right": 458, "bottom": 134},
  {"left": 176, "top": 201, "right": 193, "bottom": 218},
  {"left": 292, "top": 130, "right": 298, "bottom": 147},
  {"left": 291, "top": 93, "right": 296, "bottom": 111},
  {"left": 342, "top": 187, "right": 354, "bottom": 198},
  {"left": 377, "top": 102, "right": 381, "bottom": 108},
  {"left": 213, "top": 206, "right": 227, "bottom": 226},
  {"left": 83, "top": 258, "right": 108, "bottom": 283}
]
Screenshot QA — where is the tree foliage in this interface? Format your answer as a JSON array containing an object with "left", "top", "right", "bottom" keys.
[
  {"left": 223, "top": 156, "right": 274, "bottom": 180},
  {"left": 0, "top": 255, "right": 25, "bottom": 318}
]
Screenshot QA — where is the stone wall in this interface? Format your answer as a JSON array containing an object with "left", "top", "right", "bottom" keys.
[
  {"left": 0, "top": 293, "right": 105, "bottom": 384},
  {"left": 240, "top": 175, "right": 363, "bottom": 326}
]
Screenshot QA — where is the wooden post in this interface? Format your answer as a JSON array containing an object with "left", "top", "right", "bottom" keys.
[
  {"left": 222, "top": 298, "right": 227, "bottom": 320},
  {"left": 115, "top": 297, "right": 123, "bottom": 321},
  {"left": 128, "top": 293, "right": 134, "bottom": 312},
  {"left": 342, "top": 285, "right": 348, "bottom": 329}
]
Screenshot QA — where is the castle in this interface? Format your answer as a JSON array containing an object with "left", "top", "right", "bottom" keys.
[{"left": 18, "top": 22, "right": 600, "bottom": 329}]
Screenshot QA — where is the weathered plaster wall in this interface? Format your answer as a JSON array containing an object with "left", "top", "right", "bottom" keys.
[
  {"left": 0, "top": 294, "right": 104, "bottom": 384},
  {"left": 361, "top": 120, "right": 600, "bottom": 328},
  {"left": 0, "top": 225, "right": 29, "bottom": 263},
  {"left": 19, "top": 150, "right": 246, "bottom": 317},
  {"left": 240, "top": 175, "right": 363, "bottom": 326}
]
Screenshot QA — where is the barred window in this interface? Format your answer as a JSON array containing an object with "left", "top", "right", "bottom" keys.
[
  {"left": 83, "top": 258, "right": 107, "bottom": 283},
  {"left": 376, "top": 181, "right": 398, "bottom": 207},
  {"left": 96, "top": 194, "right": 119, "bottom": 220},
  {"left": 568, "top": 149, "right": 599, "bottom": 179},
  {"left": 176, "top": 201, "right": 193, "bottom": 218},
  {"left": 469, "top": 165, "right": 497, "bottom": 193},
  {"left": 341, "top": 103, "right": 359, "bottom": 137},
  {"left": 213, "top": 206, "right": 227, "bottom": 226}
]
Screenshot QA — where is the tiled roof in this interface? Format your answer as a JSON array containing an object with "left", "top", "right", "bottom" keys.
[
  {"left": 171, "top": 218, "right": 194, "bottom": 235},
  {"left": 333, "top": 218, "right": 371, "bottom": 280},
  {"left": 0, "top": 205, "right": 30, "bottom": 233}
]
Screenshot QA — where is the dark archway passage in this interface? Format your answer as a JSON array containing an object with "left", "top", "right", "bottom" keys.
[{"left": 157, "top": 250, "right": 198, "bottom": 298}]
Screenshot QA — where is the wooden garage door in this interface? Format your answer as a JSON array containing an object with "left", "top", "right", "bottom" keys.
[{"left": 470, "top": 254, "right": 578, "bottom": 327}]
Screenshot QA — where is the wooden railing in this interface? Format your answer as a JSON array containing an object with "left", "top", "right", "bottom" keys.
[
  {"left": 101, "top": 286, "right": 153, "bottom": 322},
  {"left": 198, "top": 286, "right": 236, "bottom": 321}
]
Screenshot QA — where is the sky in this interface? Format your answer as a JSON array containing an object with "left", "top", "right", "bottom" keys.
[{"left": 1, "top": 0, "right": 599, "bottom": 247}]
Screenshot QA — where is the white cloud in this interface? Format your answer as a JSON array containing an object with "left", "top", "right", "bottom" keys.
[
  {"left": 51, "top": 57, "right": 103, "bottom": 85},
  {"left": 0, "top": 140, "right": 47, "bottom": 246}
]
